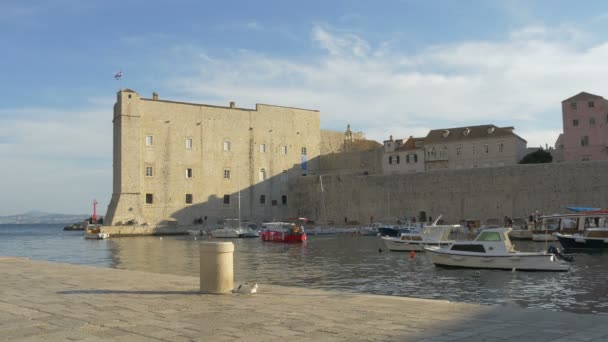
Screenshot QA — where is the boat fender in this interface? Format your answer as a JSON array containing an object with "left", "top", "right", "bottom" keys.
[
  {"left": 409, "top": 250, "right": 416, "bottom": 259},
  {"left": 547, "top": 246, "right": 574, "bottom": 263}
]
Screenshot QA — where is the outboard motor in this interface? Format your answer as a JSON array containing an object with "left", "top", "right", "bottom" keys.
[{"left": 547, "top": 245, "right": 574, "bottom": 263}]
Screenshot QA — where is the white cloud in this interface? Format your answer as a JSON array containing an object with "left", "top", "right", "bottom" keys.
[{"left": 169, "top": 24, "right": 608, "bottom": 148}]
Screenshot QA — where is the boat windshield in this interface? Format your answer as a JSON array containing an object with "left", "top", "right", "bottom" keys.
[{"left": 476, "top": 231, "right": 502, "bottom": 241}]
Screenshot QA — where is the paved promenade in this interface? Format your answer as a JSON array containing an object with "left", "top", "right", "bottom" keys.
[{"left": 0, "top": 257, "right": 606, "bottom": 342}]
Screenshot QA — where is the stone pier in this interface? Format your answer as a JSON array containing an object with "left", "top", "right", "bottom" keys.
[{"left": 0, "top": 257, "right": 606, "bottom": 341}]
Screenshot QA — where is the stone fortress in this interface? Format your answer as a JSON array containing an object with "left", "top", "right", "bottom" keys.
[
  {"left": 105, "top": 89, "right": 322, "bottom": 227},
  {"left": 105, "top": 89, "right": 608, "bottom": 229}
]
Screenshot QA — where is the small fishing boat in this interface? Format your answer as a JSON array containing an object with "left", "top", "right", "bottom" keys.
[
  {"left": 425, "top": 227, "right": 570, "bottom": 271},
  {"left": 260, "top": 222, "right": 306, "bottom": 243},
  {"left": 380, "top": 224, "right": 457, "bottom": 251},
  {"left": 84, "top": 226, "right": 109, "bottom": 239}
]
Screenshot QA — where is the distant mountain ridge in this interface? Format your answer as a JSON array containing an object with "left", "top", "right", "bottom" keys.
[{"left": 0, "top": 211, "right": 91, "bottom": 224}]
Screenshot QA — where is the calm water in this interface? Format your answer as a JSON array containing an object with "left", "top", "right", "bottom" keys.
[{"left": 2, "top": 224, "right": 608, "bottom": 314}]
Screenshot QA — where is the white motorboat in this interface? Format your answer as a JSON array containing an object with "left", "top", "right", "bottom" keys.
[
  {"left": 209, "top": 226, "right": 244, "bottom": 238},
  {"left": 240, "top": 223, "right": 260, "bottom": 238},
  {"left": 424, "top": 227, "right": 570, "bottom": 271},
  {"left": 381, "top": 224, "right": 458, "bottom": 251},
  {"left": 84, "top": 226, "right": 109, "bottom": 239},
  {"left": 358, "top": 222, "right": 386, "bottom": 236}
]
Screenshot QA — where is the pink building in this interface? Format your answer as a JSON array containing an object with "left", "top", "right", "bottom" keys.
[{"left": 562, "top": 92, "right": 608, "bottom": 161}]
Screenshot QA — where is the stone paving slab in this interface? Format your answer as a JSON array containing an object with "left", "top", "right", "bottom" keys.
[{"left": 1, "top": 257, "right": 607, "bottom": 341}]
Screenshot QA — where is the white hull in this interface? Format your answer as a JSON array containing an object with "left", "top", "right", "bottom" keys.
[
  {"left": 381, "top": 238, "right": 450, "bottom": 251},
  {"left": 425, "top": 248, "right": 568, "bottom": 271},
  {"left": 532, "top": 233, "right": 558, "bottom": 241},
  {"left": 187, "top": 229, "right": 206, "bottom": 236}
]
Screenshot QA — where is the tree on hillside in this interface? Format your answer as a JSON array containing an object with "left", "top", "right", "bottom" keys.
[{"left": 519, "top": 149, "right": 553, "bottom": 164}]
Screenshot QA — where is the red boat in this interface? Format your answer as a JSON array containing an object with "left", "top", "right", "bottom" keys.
[{"left": 260, "top": 222, "right": 307, "bottom": 243}]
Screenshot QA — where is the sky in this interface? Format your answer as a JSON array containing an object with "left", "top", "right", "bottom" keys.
[{"left": 2, "top": 0, "right": 608, "bottom": 215}]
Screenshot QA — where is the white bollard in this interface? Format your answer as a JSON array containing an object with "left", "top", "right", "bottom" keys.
[{"left": 199, "top": 242, "right": 234, "bottom": 294}]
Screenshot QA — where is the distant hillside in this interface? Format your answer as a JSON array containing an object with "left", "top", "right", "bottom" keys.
[{"left": 0, "top": 211, "right": 90, "bottom": 224}]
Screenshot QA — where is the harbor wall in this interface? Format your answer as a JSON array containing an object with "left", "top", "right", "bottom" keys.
[{"left": 290, "top": 161, "right": 608, "bottom": 225}]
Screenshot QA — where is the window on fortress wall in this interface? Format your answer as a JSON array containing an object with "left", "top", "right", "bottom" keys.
[
  {"left": 260, "top": 195, "right": 266, "bottom": 204},
  {"left": 573, "top": 119, "right": 579, "bottom": 127},
  {"left": 581, "top": 136, "right": 589, "bottom": 147},
  {"left": 570, "top": 102, "right": 577, "bottom": 110},
  {"left": 186, "top": 138, "right": 193, "bottom": 149},
  {"left": 185, "top": 194, "right": 193, "bottom": 204},
  {"left": 260, "top": 144, "right": 266, "bottom": 153},
  {"left": 499, "top": 143, "right": 504, "bottom": 153},
  {"left": 590, "top": 117, "right": 596, "bottom": 125},
  {"left": 145, "top": 194, "right": 153, "bottom": 204},
  {"left": 259, "top": 168, "right": 267, "bottom": 181},
  {"left": 589, "top": 101, "right": 595, "bottom": 108},
  {"left": 282, "top": 195, "right": 287, "bottom": 205},
  {"left": 223, "top": 195, "right": 230, "bottom": 204},
  {"left": 281, "top": 146, "right": 288, "bottom": 155},
  {"left": 456, "top": 146, "right": 462, "bottom": 156},
  {"left": 271, "top": 200, "right": 277, "bottom": 206},
  {"left": 484, "top": 144, "right": 489, "bottom": 154},
  {"left": 186, "top": 168, "right": 193, "bottom": 178},
  {"left": 301, "top": 147, "right": 307, "bottom": 155},
  {"left": 223, "top": 141, "right": 231, "bottom": 152},
  {"left": 145, "top": 166, "right": 153, "bottom": 177},
  {"left": 388, "top": 156, "right": 393, "bottom": 164},
  {"left": 146, "top": 135, "right": 154, "bottom": 146},
  {"left": 223, "top": 169, "right": 231, "bottom": 179}
]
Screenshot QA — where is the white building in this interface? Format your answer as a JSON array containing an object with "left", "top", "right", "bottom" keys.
[{"left": 383, "top": 136, "right": 425, "bottom": 174}]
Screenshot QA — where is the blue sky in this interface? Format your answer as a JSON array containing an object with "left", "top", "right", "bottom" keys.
[{"left": 2, "top": 0, "right": 608, "bottom": 215}]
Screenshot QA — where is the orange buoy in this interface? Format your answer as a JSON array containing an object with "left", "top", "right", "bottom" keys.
[{"left": 409, "top": 250, "right": 416, "bottom": 259}]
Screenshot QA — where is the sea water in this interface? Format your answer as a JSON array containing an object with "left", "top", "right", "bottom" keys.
[{"left": 1, "top": 224, "right": 607, "bottom": 314}]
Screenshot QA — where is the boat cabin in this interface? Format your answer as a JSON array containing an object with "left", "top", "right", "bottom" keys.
[
  {"left": 449, "top": 228, "right": 515, "bottom": 254},
  {"left": 540, "top": 211, "right": 608, "bottom": 233},
  {"left": 261, "top": 222, "right": 304, "bottom": 235}
]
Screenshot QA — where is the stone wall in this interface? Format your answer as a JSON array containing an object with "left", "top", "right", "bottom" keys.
[{"left": 289, "top": 161, "right": 608, "bottom": 225}]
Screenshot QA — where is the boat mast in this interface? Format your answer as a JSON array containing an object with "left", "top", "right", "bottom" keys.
[{"left": 238, "top": 164, "right": 241, "bottom": 229}]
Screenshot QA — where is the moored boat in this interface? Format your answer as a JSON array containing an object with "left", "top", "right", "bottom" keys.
[
  {"left": 381, "top": 224, "right": 457, "bottom": 251},
  {"left": 260, "top": 222, "right": 306, "bottom": 242},
  {"left": 425, "top": 227, "right": 570, "bottom": 271},
  {"left": 84, "top": 226, "right": 109, "bottom": 239},
  {"left": 556, "top": 228, "right": 608, "bottom": 251},
  {"left": 541, "top": 210, "right": 608, "bottom": 248},
  {"left": 358, "top": 222, "right": 386, "bottom": 236},
  {"left": 209, "top": 226, "right": 243, "bottom": 238}
]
